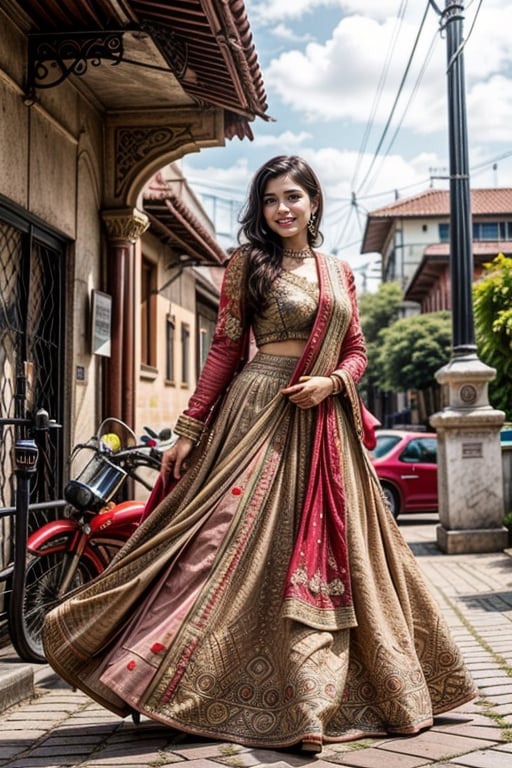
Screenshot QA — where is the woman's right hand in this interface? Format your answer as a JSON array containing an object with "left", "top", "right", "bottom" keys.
[{"left": 161, "top": 436, "right": 195, "bottom": 480}]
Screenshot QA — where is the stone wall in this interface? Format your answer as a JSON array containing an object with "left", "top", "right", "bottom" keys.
[{"left": 0, "top": 7, "right": 104, "bottom": 452}]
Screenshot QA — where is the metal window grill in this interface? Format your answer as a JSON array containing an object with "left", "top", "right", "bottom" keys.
[{"left": 0, "top": 213, "right": 66, "bottom": 624}]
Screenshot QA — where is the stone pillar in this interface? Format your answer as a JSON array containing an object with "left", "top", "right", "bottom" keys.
[
  {"left": 430, "top": 353, "right": 507, "bottom": 554},
  {"left": 101, "top": 208, "right": 149, "bottom": 426}
]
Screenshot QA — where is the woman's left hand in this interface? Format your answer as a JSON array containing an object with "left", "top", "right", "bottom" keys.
[{"left": 281, "top": 376, "right": 334, "bottom": 409}]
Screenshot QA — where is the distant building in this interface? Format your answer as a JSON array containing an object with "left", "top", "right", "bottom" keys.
[
  {"left": 360, "top": 187, "right": 512, "bottom": 427},
  {"left": 361, "top": 188, "right": 512, "bottom": 312},
  {"left": 137, "top": 163, "right": 227, "bottom": 435}
]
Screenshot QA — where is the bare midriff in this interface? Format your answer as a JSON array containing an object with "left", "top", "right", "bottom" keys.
[{"left": 258, "top": 340, "right": 307, "bottom": 357}]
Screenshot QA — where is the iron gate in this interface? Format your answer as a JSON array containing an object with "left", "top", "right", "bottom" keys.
[{"left": 0, "top": 200, "right": 66, "bottom": 614}]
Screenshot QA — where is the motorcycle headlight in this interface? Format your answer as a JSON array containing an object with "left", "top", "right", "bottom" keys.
[
  {"left": 65, "top": 455, "right": 127, "bottom": 512},
  {"left": 64, "top": 480, "right": 96, "bottom": 511}
]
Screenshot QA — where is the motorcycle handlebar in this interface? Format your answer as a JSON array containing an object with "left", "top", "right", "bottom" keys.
[{"left": 109, "top": 446, "right": 162, "bottom": 469}]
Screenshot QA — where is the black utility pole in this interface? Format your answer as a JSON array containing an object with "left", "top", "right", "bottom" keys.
[
  {"left": 430, "top": 1, "right": 507, "bottom": 556},
  {"left": 442, "top": 0, "right": 477, "bottom": 356}
]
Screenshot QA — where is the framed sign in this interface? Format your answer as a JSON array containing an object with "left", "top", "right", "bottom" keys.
[{"left": 91, "top": 290, "right": 112, "bottom": 357}]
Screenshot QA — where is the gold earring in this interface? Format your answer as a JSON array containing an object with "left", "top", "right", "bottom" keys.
[{"left": 308, "top": 213, "right": 316, "bottom": 236}]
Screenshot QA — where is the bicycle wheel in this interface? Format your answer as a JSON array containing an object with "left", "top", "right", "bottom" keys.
[{"left": 8, "top": 543, "right": 101, "bottom": 663}]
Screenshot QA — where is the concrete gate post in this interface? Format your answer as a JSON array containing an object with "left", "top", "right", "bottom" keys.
[{"left": 430, "top": 353, "right": 507, "bottom": 554}]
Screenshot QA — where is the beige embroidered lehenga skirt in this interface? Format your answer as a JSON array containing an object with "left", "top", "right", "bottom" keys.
[{"left": 43, "top": 353, "right": 476, "bottom": 749}]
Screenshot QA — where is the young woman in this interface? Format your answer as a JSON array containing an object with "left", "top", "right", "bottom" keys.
[{"left": 43, "top": 156, "right": 476, "bottom": 753}]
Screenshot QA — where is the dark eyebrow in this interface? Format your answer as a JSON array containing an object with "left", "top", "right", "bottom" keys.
[{"left": 263, "top": 188, "right": 302, "bottom": 197}]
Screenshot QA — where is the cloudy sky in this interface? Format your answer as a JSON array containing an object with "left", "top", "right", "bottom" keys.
[{"left": 182, "top": 0, "right": 512, "bottom": 286}]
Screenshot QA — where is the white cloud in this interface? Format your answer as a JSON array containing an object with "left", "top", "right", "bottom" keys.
[
  {"left": 467, "top": 75, "right": 512, "bottom": 144},
  {"left": 339, "top": 1, "right": 408, "bottom": 20},
  {"left": 302, "top": 147, "right": 441, "bottom": 206},
  {"left": 183, "top": 158, "right": 252, "bottom": 198},
  {"left": 185, "top": 0, "right": 512, "bottom": 260},
  {"left": 261, "top": 3, "right": 512, "bottom": 148},
  {"left": 249, "top": 0, "right": 398, "bottom": 24},
  {"left": 271, "top": 24, "right": 314, "bottom": 43},
  {"left": 253, "top": 130, "right": 313, "bottom": 147},
  {"left": 264, "top": 14, "right": 442, "bottom": 125},
  {"left": 463, "top": 4, "right": 512, "bottom": 80},
  {"left": 250, "top": 0, "right": 339, "bottom": 23}
]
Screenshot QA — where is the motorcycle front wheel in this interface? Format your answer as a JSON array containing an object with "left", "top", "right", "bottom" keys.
[{"left": 8, "top": 544, "right": 101, "bottom": 663}]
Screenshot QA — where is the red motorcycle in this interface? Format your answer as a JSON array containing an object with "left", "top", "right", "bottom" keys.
[{"left": 11, "top": 418, "right": 174, "bottom": 662}]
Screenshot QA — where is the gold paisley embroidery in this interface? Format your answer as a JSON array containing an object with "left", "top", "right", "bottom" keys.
[
  {"left": 253, "top": 271, "right": 320, "bottom": 346},
  {"left": 290, "top": 565, "right": 346, "bottom": 596}
]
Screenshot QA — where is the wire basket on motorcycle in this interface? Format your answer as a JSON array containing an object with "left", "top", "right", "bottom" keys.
[{"left": 64, "top": 418, "right": 175, "bottom": 513}]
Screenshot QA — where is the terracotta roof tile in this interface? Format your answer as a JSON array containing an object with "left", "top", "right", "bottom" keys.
[
  {"left": 404, "top": 241, "right": 512, "bottom": 303},
  {"left": 369, "top": 188, "right": 512, "bottom": 218},
  {"left": 362, "top": 188, "right": 512, "bottom": 254},
  {"left": 424, "top": 241, "right": 512, "bottom": 257}
]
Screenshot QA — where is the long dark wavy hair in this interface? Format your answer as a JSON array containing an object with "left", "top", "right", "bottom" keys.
[{"left": 237, "top": 155, "right": 324, "bottom": 312}]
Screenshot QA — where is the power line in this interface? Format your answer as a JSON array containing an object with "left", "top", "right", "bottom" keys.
[
  {"left": 355, "top": 1, "right": 432, "bottom": 197},
  {"left": 360, "top": 27, "right": 439, "bottom": 195},
  {"left": 350, "top": 0, "right": 409, "bottom": 189},
  {"left": 444, "top": 0, "right": 484, "bottom": 74}
]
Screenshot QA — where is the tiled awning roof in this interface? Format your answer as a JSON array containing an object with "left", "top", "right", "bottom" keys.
[
  {"left": 144, "top": 193, "right": 227, "bottom": 265},
  {"left": 130, "top": 0, "right": 268, "bottom": 130},
  {"left": 19, "top": 0, "right": 269, "bottom": 139},
  {"left": 404, "top": 241, "right": 512, "bottom": 303}
]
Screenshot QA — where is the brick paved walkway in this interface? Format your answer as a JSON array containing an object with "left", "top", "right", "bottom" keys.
[{"left": 1, "top": 514, "right": 512, "bottom": 767}]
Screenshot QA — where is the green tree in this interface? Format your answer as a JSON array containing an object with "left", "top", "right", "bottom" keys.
[
  {"left": 377, "top": 311, "right": 451, "bottom": 389},
  {"left": 358, "top": 281, "right": 403, "bottom": 342},
  {"left": 358, "top": 281, "right": 402, "bottom": 407},
  {"left": 376, "top": 311, "right": 452, "bottom": 423},
  {"left": 473, "top": 253, "right": 512, "bottom": 420}
]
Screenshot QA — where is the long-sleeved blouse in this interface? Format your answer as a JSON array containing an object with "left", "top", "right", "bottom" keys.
[{"left": 175, "top": 248, "right": 368, "bottom": 442}]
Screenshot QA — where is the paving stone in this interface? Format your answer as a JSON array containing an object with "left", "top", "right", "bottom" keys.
[
  {"left": 168, "top": 744, "right": 250, "bottom": 760},
  {"left": 471, "top": 668, "right": 511, "bottom": 676},
  {"left": 309, "top": 747, "right": 431, "bottom": 767},
  {"left": 3, "top": 708, "right": 74, "bottom": 721},
  {"left": 0, "top": 662, "right": 34, "bottom": 715},
  {"left": 92, "top": 743, "right": 169, "bottom": 759},
  {"left": 29, "top": 744, "right": 101, "bottom": 757},
  {"left": 446, "top": 748, "right": 512, "bottom": 766},
  {"left": 431, "top": 723, "right": 503, "bottom": 742},
  {"left": 478, "top": 685, "right": 512, "bottom": 696},
  {"left": 2, "top": 517, "right": 512, "bottom": 768},
  {"left": 84, "top": 762, "right": 175, "bottom": 768},
  {"left": 379, "top": 731, "right": 496, "bottom": 760},
  {"left": 0, "top": 729, "right": 46, "bottom": 740},
  {"left": 0, "top": 744, "right": 29, "bottom": 760},
  {"left": 86, "top": 760, "right": 229, "bottom": 768},
  {"left": 1, "top": 759, "right": 82, "bottom": 767},
  {"left": 478, "top": 694, "right": 512, "bottom": 705}
]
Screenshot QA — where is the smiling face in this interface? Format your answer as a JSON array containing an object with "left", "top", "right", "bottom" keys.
[{"left": 262, "top": 174, "right": 317, "bottom": 249}]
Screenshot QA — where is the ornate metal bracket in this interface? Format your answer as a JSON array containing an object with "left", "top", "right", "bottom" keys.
[
  {"left": 141, "top": 22, "right": 188, "bottom": 81},
  {"left": 26, "top": 30, "right": 125, "bottom": 93},
  {"left": 24, "top": 23, "right": 190, "bottom": 104}
]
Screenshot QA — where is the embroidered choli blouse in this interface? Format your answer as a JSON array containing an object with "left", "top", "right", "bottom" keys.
[
  {"left": 176, "top": 248, "right": 367, "bottom": 432},
  {"left": 252, "top": 270, "right": 319, "bottom": 346}
]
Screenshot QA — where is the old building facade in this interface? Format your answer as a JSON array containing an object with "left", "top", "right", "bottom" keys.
[{"left": 0, "top": 0, "right": 267, "bottom": 533}]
